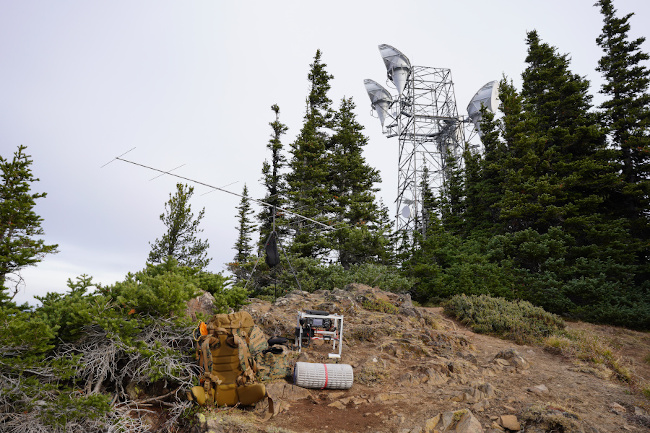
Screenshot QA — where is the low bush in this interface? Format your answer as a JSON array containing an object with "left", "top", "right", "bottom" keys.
[
  {"left": 443, "top": 294, "right": 565, "bottom": 344},
  {"left": 249, "top": 258, "right": 415, "bottom": 296},
  {"left": 1, "top": 259, "right": 247, "bottom": 432}
]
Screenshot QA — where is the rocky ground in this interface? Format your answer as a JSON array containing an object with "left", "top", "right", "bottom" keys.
[{"left": 190, "top": 284, "right": 650, "bottom": 433}]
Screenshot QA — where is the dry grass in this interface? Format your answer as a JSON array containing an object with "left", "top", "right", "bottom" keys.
[
  {"left": 544, "top": 330, "right": 632, "bottom": 382},
  {"left": 362, "top": 298, "right": 399, "bottom": 315},
  {"left": 522, "top": 403, "right": 583, "bottom": 433}
]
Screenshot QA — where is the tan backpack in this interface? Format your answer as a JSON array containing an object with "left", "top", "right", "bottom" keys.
[{"left": 189, "top": 311, "right": 268, "bottom": 406}]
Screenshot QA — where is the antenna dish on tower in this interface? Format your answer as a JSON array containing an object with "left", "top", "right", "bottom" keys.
[
  {"left": 467, "top": 80, "right": 499, "bottom": 135},
  {"left": 364, "top": 79, "right": 393, "bottom": 127},
  {"left": 378, "top": 44, "right": 411, "bottom": 97}
]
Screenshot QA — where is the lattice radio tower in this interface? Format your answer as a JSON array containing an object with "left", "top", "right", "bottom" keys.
[{"left": 365, "top": 44, "right": 497, "bottom": 241}]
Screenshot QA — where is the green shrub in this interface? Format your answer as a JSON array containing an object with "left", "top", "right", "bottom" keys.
[
  {"left": 108, "top": 259, "right": 202, "bottom": 317},
  {"left": 3, "top": 259, "right": 249, "bottom": 431},
  {"left": 36, "top": 274, "right": 110, "bottom": 342},
  {"left": 102, "top": 258, "right": 247, "bottom": 318},
  {"left": 443, "top": 294, "right": 565, "bottom": 344},
  {"left": 271, "top": 258, "right": 414, "bottom": 294},
  {"left": 0, "top": 304, "right": 57, "bottom": 361},
  {"left": 39, "top": 393, "right": 112, "bottom": 428},
  {"left": 345, "top": 263, "right": 414, "bottom": 293}
]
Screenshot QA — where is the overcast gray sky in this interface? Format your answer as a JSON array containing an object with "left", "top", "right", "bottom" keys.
[{"left": 2, "top": 1, "right": 649, "bottom": 305}]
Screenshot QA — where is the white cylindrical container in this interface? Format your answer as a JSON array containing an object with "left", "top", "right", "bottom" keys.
[{"left": 293, "top": 362, "right": 353, "bottom": 390}]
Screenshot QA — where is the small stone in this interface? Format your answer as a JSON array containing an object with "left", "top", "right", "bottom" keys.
[
  {"left": 424, "top": 409, "right": 483, "bottom": 433},
  {"left": 451, "top": 392, "right": 470, "bottom": 402},
  {"left": 351, "top": 397, "right": 367, "bottom": 405},
  {"left": 478, "top": 383, "right": 496, "bottom": 398},
  {"left": 374, "top": 393, "right": 389, "bottom": 402},
  {"left": 527, "top": 384, "right": 549, "bottom": 394},
  {"left": 634, "top": 406, "right": 648, "bottom": 416},
  {"left": 495, "top": 349, "right": 530, "bottom": 370},
  {"left": 328, "top": 400, "right": 346, "bottom": 410},
  {"left": 609, "top": 402, "right": 626, "bottom": 414},
  {"left": 424, "top": 414, "right": 442, "bottom": 432},
  {"left": 499, "top": 414, "right": 521, "bottom": 431},
  {"left": 472, "top": 399, "right": 490, "bottom": 412},
  {"left": 265, "top": 383, "right": 312, "bottom": 401},
  {"left": 196, "top": 413, "right": 207, "bottom": 429}
]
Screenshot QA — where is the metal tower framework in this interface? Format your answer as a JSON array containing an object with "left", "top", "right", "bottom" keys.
[
  {"left": 385, "top": 66, "right": 465, "bottom": 237},
  {"left": 366, "top": 45, "right": 498, "bottom": 244}
]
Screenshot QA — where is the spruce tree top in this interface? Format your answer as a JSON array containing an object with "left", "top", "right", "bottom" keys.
[{"left": 0, "top": 145, "right": 59, "bottom": 299}]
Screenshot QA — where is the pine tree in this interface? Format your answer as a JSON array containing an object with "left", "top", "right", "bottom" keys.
[
  {"left": 495, "top": 78, "right": 545, "bottom": 233},
  {"left": 286, "top": 49, "right": 335, "bottom": 259},
  {"left": 328, "top": 97, "right": 391, "bottom": 268},
  {"left": 495, "top": 31, "right": 637, "bottom": 320},
  {"left": 148, "top": 183, "right": 211, "bottom": 270},
  {"left": 419, "top": 166, "right": 439, "bottom": 238},
  {"left": 500, "top": 31, "right": 610, "bottom": 237},
  {"left": 439, "top": 149, "right": 465, "bottom": 235},
  {"left": 461, "top": 148, "right": 483, "bottom": 237},
  {"left": 595, "top": 0, "right": 650, "bottom": 250},
  {"left": 0, "top": 145, "right": 58, "bottom": 299},
  {"left": 259, "top": 104, "right": 288, "bottom": 248},
  {"left": 233, "top": 184, "right": 256, "bottom": 265},
  {"left": 463, "top": 106, "right": 506, "bottom": 237}
]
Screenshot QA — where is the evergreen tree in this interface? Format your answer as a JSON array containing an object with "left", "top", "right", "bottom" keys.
[
  {"left": 439, "top": 149, "right": 465, "bottom": 234},
  {"left": 328, "top": 97, "right": 391, "bottom": 268},
  {"left": 495, "top": 78, "right": 546, "bottom": 234},
  {"left": 259, "top": 104, "right": 289, "bottom": 247},
  {"left": 233, "top": 184, "right": 256, "bottom": 264},
  {"left": 401, "top": 21, "right": 650, "bottom": 328},
  {"left": 463, "top": 107, "right": 506, "bottom": 237},
  {"left": 495, "top": 31, "right": 637, "bottom": 321},
  {"left": 0, "top": 145, "right": 58, "bottom": 299},
  {"left": 148, "top": 183, "right": 211, "bottom": 270},
  {"left": 419, "top": 166, "right": 439, "bottom": 239},
  {"left": 286, "top": 49, "right": 335, "bottom": 259},
  {"left": 595, "top": 0, "right": 650, "bottom": 257},
  {"left": 500, "top": 31, "right": 610, "bottom": 237},
  {"left": 461, "top": 148, "right": 483, "bottom": 237}
]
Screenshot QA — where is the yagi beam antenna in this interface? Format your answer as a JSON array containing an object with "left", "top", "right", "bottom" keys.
[
  {"left": 149, "top": 164, "right": 186, "bottom": 181},
  {"left": 112, "top": 156, "right": 340, "bottom": 232},
  {"left": 201, "top": 180, "right": 239, "bottom": 196},
  {"left": 100, "top": 147, "right": 136, "bottom": 168}
]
